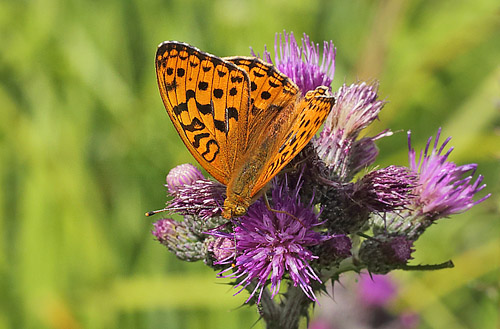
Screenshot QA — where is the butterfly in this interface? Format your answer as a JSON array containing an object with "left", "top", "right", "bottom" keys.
[{"left": 156, "top": 41, "right": 335, "bottom": 219}]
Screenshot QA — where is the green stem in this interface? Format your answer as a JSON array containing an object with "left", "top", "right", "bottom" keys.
[
  {"left": 319, "top": 257, "right": 366, "bottom": 282},
  {"left": 258, "top": 288, "right": 280, "bottom": 328},
  {"left": 253, "top": 284, "right": 312, "bottom": 329}
]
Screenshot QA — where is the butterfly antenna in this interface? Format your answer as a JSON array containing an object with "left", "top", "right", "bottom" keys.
[
  {"left": 145, "top": 208, "right": 167, "bottom": 217},
  {"left": 263, "top": 194, "right": 307, "bottom": 228}
]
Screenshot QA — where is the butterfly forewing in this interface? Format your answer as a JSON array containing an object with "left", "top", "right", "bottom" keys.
[
  {"left": 156, "top": 42, "right": 251, "bottom": 184},
  {"left": 251, "top": 86, "right": 335, "bottom": 195}
]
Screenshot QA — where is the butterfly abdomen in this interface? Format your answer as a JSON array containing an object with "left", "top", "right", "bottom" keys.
[
  {"left": 223, "top": 103, "right": 298, "bottom": 218},
  {"left": 223, "top": 143, "right": 273, "bottom": 219}
]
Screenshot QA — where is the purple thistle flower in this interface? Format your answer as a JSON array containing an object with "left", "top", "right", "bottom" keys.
[
  {"left": 325, "top": 82, "right": 385, "bottom": 138},
  {"left": 408, "top": 128, "right": 490, "bottom": 219},
  {"left": 253, "top": 31, "right": 336, "bottom": 92},
  {"left": 315, "top": 82, "right": 388, "bottom": 180},
  {"left": 166, "top": 163, "right": 205, "bottom": 195},
  {"left": 152, "top": 218, "right": 206, "bottom": 261},
  {"left": 208, "top": 237, "right": 236, "bottom": 263},
  {"left": 219, "top": 178, "right": 323, "bottom": 303},
  {"left": 166, "top": 178, "right": 225, "bottom": 220},
  {"left": 314, "top": 127, "right": 350, "bottom": 179},
  {"left": 354, "top": 165, "right": 417, "bottom": 213},
  {"left": 152, "top": 218, "right": 178, "bottom": 244}
]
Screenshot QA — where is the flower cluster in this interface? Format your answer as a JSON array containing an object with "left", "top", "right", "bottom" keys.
[
  {"left": 254, "top": 31, "right": 336, "bottom": 93},
  {"left": 407, "top": 129, "right": 489, "bottom": 220},
  {"left": 150, "top": 31, "right": 490, "bottom": 328},
  {"left": 218, "top": 178, "right": 323, "bottom": 303}
]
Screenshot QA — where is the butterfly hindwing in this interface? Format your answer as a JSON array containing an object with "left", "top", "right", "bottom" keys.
[
  {"left": 251, "top": 86, "right": 335, "bottom": 195},
  {"left": 156, "top": 42, "right": 251, "bottom": 184},
  {"left": 225, "top": 57, "right": 299, "bottom": 142}
]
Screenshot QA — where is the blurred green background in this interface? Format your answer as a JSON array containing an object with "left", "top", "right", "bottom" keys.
[{"left": 1, "top": 0, "right": 499, "bottom": 328}]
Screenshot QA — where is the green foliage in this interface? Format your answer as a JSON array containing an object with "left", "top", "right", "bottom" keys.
[{"left": 0, "top": 0, "right": 498, "bottom": 328}]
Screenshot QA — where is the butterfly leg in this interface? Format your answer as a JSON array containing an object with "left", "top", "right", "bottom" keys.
[{"left": 263, "top": 193, "right": 307, "bottom": 228}]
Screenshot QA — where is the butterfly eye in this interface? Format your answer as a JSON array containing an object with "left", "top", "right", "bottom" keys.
[{"left": 235, "top": 206, "right": 247, "bottom": 217}]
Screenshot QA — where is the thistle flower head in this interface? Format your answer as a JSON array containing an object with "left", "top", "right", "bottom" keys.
[
  {"left": 166, "top": 163, "right": 205, "bottom": 195},
  {"left": 314, "top": 234, "right": 352, "bottom": 267},
  {"left": 354, "top": 165, "right": 417, "bottom": 213},
  {"left": 408, "top": 129, "right": 490, "bottom": 219},
  {"left": 152, "top": 218, "right": 205, "bottom": 261},
  {"left": 253, "top": 31, "right": 336, "bottom": 92},
  {"left": 325, "top": 82, "right": 386, "bottom": 139},
  {"left": 152, "top": 218, "right": 178, "bottom": 244},
  {"left": 359, "top": 235, "right": 415, "bottom": 274},
  {"left": 166, "top": 178, "right": 225, "bottom": 220},
  {"left": 208, "top": 237, "right": 236, "bottom": 263},
  {"left": 219, "top": 178, "right": 323, "bottom": 303},
  {"left": 314, "top": 82, "right": 388, "bottom": 180},
  {"left": 384, "top": 236, "right": 415, "bottom": 264}
]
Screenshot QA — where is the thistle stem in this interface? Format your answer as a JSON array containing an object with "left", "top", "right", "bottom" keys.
[{"left": 253, "top": 285, "right": 312, "bottom": 329}]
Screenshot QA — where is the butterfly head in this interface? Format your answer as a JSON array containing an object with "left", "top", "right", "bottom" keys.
[{"left": 222, "top": 196, "right": 249, "bottom": 219}]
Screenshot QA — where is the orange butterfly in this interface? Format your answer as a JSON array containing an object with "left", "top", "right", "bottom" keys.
[{"left": 156, "top": 41, "right": 335, "bottom": 219}]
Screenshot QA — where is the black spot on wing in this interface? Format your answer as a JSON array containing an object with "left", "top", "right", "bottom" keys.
[
  {"left": 202, "top": 139, "right": 219, "bottom": 163},
  {"left": 195, "top": 100, "right": 212, "bottom": 115},
  {"left": 227, "top": 107, "right": 238, "bottom": 121},
  {"left": 261, "top": 91, "right": 271, "bottom": 100},
  {"left": 231, "top": 76, "right": 244, "bottom": 83},
  {"left": 280, "top": 151, "right": 289, "bottom": 162},
  {"left": 173, "top": 102, "right": 188, "bottom": 115},
  {"left": 253, "top": 71, "right": 265, "bottom": 78},
  {"left": 214, "top": 119, "right": 226, "bottom": 133},
  {"left": 193, "top": 132, "right": 210, "bottom": 148},
  {"left": 198, "top": 81, "right": 209, "bottom": 91},
  {"left": 268, "top": 80, "right": 280, "bottom": 88},
  {"left": 213, "top": 88, "right": 224, "bottom": 99},
  {"left": 181, "top": 117, "right": 205, "bottom": 132},
  {"left": 186, "top": 89, "right": 195, "bottom": 100}
]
